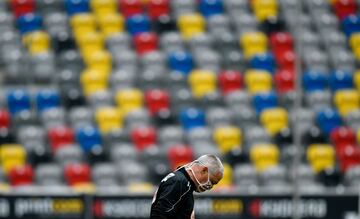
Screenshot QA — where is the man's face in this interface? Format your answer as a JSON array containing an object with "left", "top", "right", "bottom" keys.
[{"left": 192, "top": 163, "right": 223, "bottom": 193}]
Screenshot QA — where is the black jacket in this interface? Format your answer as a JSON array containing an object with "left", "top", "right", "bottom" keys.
[{"left": 150, "top": 167, "right": 196, "bottom": 219}]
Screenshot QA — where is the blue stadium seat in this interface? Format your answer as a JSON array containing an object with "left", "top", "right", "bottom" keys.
[
  {"left": 16, "top": 13, "right": 42, "bottom": 34},
  {"left": 316, "top": 108, "right": 342, "bottom": 135},
  {"left": 180, "top": 108, "right": 206, "bottom": 131},
  {"left": 64, "top": 0, "right": 89, "bottom": 16},
  {"left": 126, "top": 14, "right": 151, "bottom": 36},
  {"left": 199, "top": 0, "right": 224, "bottom": 18},
  {"left": 250, "top": 53, "right": 276, "bottom": 74},
  {"left": 7, "top": 90, "right": 31, "bottom": 115},
  {"left": 303, "top": 71, "right": 329, "bottom": 92},
  {"left": 168, "top": 51, "right": 194, "bottom": 75},
  {"left": 329, "top": 70, "right": 353, "bottom": 91},
  {"left": 76, "top": 126, "right": 102, "bottom": 153},
  {"left": 253, "top": 91, "right": 278, "bottom": 114},
  {"left": 36, "top": 90, "right": 61, "bottom": 112},
  {"left": 342, "top": 14, "right": 360, "bottom": 37}
]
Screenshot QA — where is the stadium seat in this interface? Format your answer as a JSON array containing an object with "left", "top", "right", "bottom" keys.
[
  {"left": 329, "top": 70, "right": 353, "bottom": 91},
  {"left": 76, "top": 126, "right": 102, "bottom": 152},
  {"left": 95, "top": 107, "right": 123, "bottom": 134},
  {"left": 177, "top": 13, "right": 205, "bottom": 39},
  {"left": 213, "top": 126, "right": 242, "bottom": 154},
  {"left": 250, "top": 143, "right": 280, "bottom": 172},
  {"left": 240, "top": 32, "right": 268, "bottom": 59},
  {"left": 133, "top": 32, "right": 158, "bottom": 55},
  {"left": 252, "top": 0, "right": 278, "bottom": 21},
  {"left": 206, "top": 107, "right": 231, "bottom": 128},
  {"left": 244, "top": 70, "right": 272, "bottom": 94},
  {"left": 307, "top": 144, "right": 335, "bottom": 172},
  {"left": 188, "top": 70, "right": 217, "bottom": 98},
  {"left": 116, "top": 160, "right": 149, "bottom": 184},
  {"left": 22, "top": 31, "right": 50, "bottom": 55},
  {"left": 168, "top": 145, "right": 193, "bottom": 170},
  {"left": 337, "top": 144, "right": 360, "bottom": 172},
  {"left": 243, "top": 125, "right": 271, "bottom": 149},
  {"left": 233, "top": 164, "right": 258, "bottom": 187},
  {"left": 159, "top": 32, "right": 184, "bottom": 53},
  {"left": 303, "top": 70, "right": 329, "bottom": 92},
  {"left": 11, "top": 0, "right": 35, "bottom": 18},
  {"left": 334, "top": 89, "right": 359, "bottom": 116},
  {"left": 131, "top": 126, "right": 157, "bottom": 151},
  {"left": 342, "top": 14, "right": 360, "bottom": 37},
  {"left": 317, "top": 167, "right": 342, "bottom": 187},
  {"left": 8, "top": 165, "right": 34, "bottom": 186},
  {"left": 333, "top": 0, "right": 357, "bottom": 20},
  {"left": 0, "top": 144, "right": 26, "bottom": 174},
  {"left": 274, "top": 127, "right": 293, "bottom": 147},
  {"left": 253, "top": 91, "right": 278, "bottom": 114},
  {"left": 345, "top": 110, "right": 360, "bottom": 130},
  {"left": 48, "top": 126, "right": 75, "bottom": 153},
  {"left": 345, "top": 165, "right": 360, "bottom": 187},
  {"left": 65, "top": 0, "right": 90, "bottom": 16},
  {"left": 250, "top": 53, "right": 276, "bottom": 73},
  {"left": 17, "top": 125, "right": 45, "bottom": 150},
  {"left": 35, "top": 163, "right": 63, "bottom": 186},
  {"left": 199, "top": 0, "right": 224, "bottom": 18},
  {"left": 207, "top": 14, "right": 231, "bottom": 34},
  {"left": 330, "top": 126, "right": 356, "bottom": 147},
  {"left": 119, "top": 0, "right": 143, "bottom": 18},
  {"left": 260, "top": 107, "right": 288, "bottom": 136},
  {"left": 168, "top": 51, "right": 194, "bottom": 75},
  {"left": 148, "top": 0, "right": 170, "bottom": 20},
  {"left": 115, "top": 88, "right": 144, "bottom": 115},
  {"left": 92, "top": 163, "right": 117, "bottom": 186},
  {"left": 218, "top": 70, "right": 243, "bottom": 95},
  {"left": 124, "top": 108, "right": 151, "bottom": 130},
  {"left": 0, "top": 110, "right": 10, "bottom": 129},
  {"left": 180, "top": 108, "right": 206, "bottom": 131},
  {"left": 126, "top": 14, "right": 151, "bottom": 35},
  {"left": 274, "top": 69, "right": 295, "bottom": 93},
  {"left": 153, "top": 15, "right": 176, "bottom": 34},
  {"left": 145, "top": 89, "right": 170, "bottom": 116},
  {"left": 7, "top": 90, "right": 31, "bottom": 115},
  {"left": 64, "top": 163, "right": 91, "bottom": 186},
  {"left": 305, "top": 90, "right": 332, "bottom": 112},
  {"left": 91, "top": 0, "right": 117, "bottom": 16},
  {"left": 316, "top": 108, "right": 342, "bottom": 135},
  {"left": 262, "top": 17, "right": 286, "bottom": 35},
  {"left": 36, "top": 89, "right": 61, "bottom": 112}
]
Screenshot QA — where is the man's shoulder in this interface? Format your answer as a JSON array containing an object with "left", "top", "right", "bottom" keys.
[{"left": 161, "top": 169, "right": 191, "bottom": 187}]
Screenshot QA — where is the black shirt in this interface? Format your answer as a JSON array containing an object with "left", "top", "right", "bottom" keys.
[{"left": 150, "top": 167, "right": 196, "bottom": 219}]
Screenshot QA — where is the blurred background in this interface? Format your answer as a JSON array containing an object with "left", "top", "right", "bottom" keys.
[{"left": 0, "top": 0, "right": 359, "bottom": 218}]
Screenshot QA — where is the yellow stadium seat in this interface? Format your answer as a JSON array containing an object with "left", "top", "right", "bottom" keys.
[
  {"left": 72, "top": 183, "right": 96, "bottom": 194},
  {"left": 240, "top": 32, "right": 268, "bottom": 59},
  {"left": 307, "top": 144, "right": 335, "bottom": 173},
  {"left": 97, "top": 13, "right": 125, "bottom": 38},
  {"left": 0, "top": 144, "right": 26, "bottom": 174},
  {"left": 91, "top": 0, "right": 117, "bottom": 16},
  {"left": 70, "top": 13, "right": 97, "bottom": 40},
  {"left": 80, "top": 69, "right": 108, "bottom": 96},
  {"left": 115, "top": 89, "right": 144, "bottom": 115},
  {"left": 22, "top": 31, "right": 50, "bottom": 54},
  {"left": 95, "top": 107, "right": 123, "bottom": 133},
  {"left": 250, "top": 143, "right": 279, "bottom": 172},
  {"left": 77, "top": 32, "right": 105, "bottom": 60},
  {"left": 188, "top": 70, "right": 217, "bottom": 98},
  {"left": 354, "top": 70, "right": 360, "bottom": 91},
  {"left": 253, "top": 0, "right": 278, "bottom": 21},
  {"left": 85, "top": 50, "right": 112, "bottom": 75},
  {"left": 349, "top": 33, "right": 360, "bottom": 50},
  {"left": 244, "top": 70, "right": 272, "bottom": 94},
  {"left": 356, "top": 129, "right": 360, "bottom": 144},
  {"left": 260, "top": 107, "right": 288, "bottom": 136},
  {"left": 353, "top": 48, "right": 360, "bottom": 60},
  {"left": 213, "top": 126, "right": 242, "bottom": 154},
  {"left": 0, "top": 183, "right": 10, "bottom": 193},
  {"left": 177, "top": 13, "right": 205, "bottom": 40},
  {"left": 214, "top": 163, "right": 232, "bottom": 187},
  {"left": 334, "top": 89, "right": 359, "bottom": 116}
]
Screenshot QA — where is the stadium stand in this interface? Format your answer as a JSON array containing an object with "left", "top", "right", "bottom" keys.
[{"left": 0, "top": 0, "right": 359, "bottom": 197}]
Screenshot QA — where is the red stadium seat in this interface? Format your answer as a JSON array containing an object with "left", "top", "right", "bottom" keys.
[
  {"left": 131, "top": 126, "right": 157, "bottom": 151},
  {"left": 11, "top": 0, "right": 35, "bottom": 18},
  {"left": 48, "top": 127, "right": 75, "bottom": 153},
  {"left": 274, "top": 69, "right": 295, "bottom": 93},
  {"left": 270, "top": 32, "right": 294, "bottom": 55},
  {"left": 148, "top": 0, "right": 170, "bottom": 20},
  {"left": 133, "top": 32, "right": 158, "bottom": 55},
  {"left": 274, "top": 49, "right": 295, "bottom": 71},
  {"left": 145, "top": 89, "right": 170, "bottom": 115},
  {"left": 218, "top": 70, "right": 243, "bottom": 95},
  {"left": 9, "top": 165, "right": 34, "bottom": 186},
  {"left": 168, "top": 145, "right": 193, "bottom": 170},
  {"left": 0, "top": 110, "right": 10, "bottom": 129},
  {"left": 330, "top": 126, "right": 356, "bottom": 148},
  {"left": 338, "top": 144, "right": 360, "bottom": 172},
  {"left": 64, "top": 163, "right": 91, "bottom": 186},
  {"left": 119, "top": 0, "right": 143, "bottom": 18},
  {"left": 334, "top": 0, "right": 357, "bottom": 20}
]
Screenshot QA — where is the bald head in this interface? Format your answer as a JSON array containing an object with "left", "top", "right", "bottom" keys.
[{"left": 196, "top": 154, "right": 224, "bottom": 177}]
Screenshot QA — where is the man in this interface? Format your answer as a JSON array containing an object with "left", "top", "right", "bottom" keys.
[{"left": 150, "top": 154, "right": 224, "bottom": 219}]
